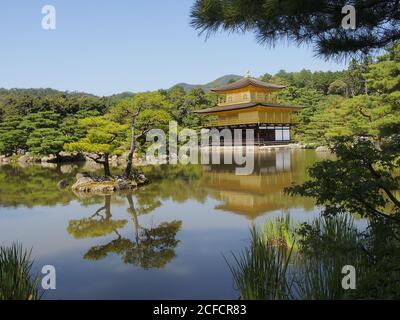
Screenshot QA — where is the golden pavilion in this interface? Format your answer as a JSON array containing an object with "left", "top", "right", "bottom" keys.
[{"left": 195, "top": 73, "right": 303, "bottom": 145}]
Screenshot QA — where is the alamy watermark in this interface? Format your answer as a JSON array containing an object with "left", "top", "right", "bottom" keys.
[
  {"left": 41, "top": 265, "right": 56, "bottom": 290},
  {"left": 145, "top": 121, "right": 255, "bottom": 176},
  {"left": 40, "top": 5, "right": 356, "bottom": 31},
  {"left": 342, "top": 265, "right": 356, "bottom": 290},
  {"left": 342, "top": 5, "right": 356, "bottom": 30},
  {"left": 41, "top": 5, "right": 56, "bottom": 30},
  {"left": 38, "top": 263, "right": 356, "bottom": 291}
]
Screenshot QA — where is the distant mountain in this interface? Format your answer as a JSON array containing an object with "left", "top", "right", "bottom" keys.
[
  {"left": 0, "top": 88, "right": 96, "bottom": 98},
  {"left": 0, "top": 74, "right": 242, "bottom": 100},
  {"left": 0, "top": 88, "right": 137, "bottom": 101},
  {"left": 173, "top": 74, "right": 242, "bottom": 92},
  {"left": 107, "top": 91, "right": 135, "bottom": 103}
]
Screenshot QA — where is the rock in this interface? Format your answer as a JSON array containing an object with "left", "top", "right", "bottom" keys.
[
  {"left": 86, "top": 182, "right": 116, "bottom": 193},
  {"left": 130, "top": 180, "right": 138, "bottom": 188},
  {"left": 135, "top": 174, "right": 148, "bottom": 185},
  {"left": 18, "top": 155, "right": 29, "bottom": 163},
  {"left": 72, "top": 174, "right": 96, "bottom": 191},
  {"left": 76, "top": 173, "right": 86, "bottom": 179},
  {"left": 72, "top": 177, "right": 95, "bottom": 188},
  {"left": 40, "top": 162, "right": 57, "bottom": 169},
  {"left": 0, "top": 155, "right": 10, "bottom": 163},
  {"left": 115, "top": 178, "right": 138, "bottom": 190},
  {"left": 57, "top": 179, "right": 68, "bottom": 189},
  {"left": 115, "top": 179, "right": 129, "bottom": 190},
  {"left": 117, "top": 158, "right": 126, "bottom": 165},
  {"left": 18, "top": 155, "right": 40, "bottom": 164},
  {"left": 60, "top": 164, "right": 76, "bottom": 174},
  {"left": 136, "top": 174, "right": 146, "bottom": 180},
  {"left": 71, "top": 172, "right": 146, "bottom": 193},
  {"left": 1, "top": 158, "right": 10, "bottom": 164},
  {"left": 59, "top": 151, "right": 78, "bottom": 158},
  {"left": 288, "top": 143, "right": 303, "bottom": 149},
  {"left": 315, "top": 146, "right": 331, "bottom": 153},
  {"left": 18, "top": 155, "right": 31, "bottom": 164},
  {"left": 72, "top": 176, "right": 115, "bottom": 193},
  {"left": 41, "top": 155, "right": 57, "bottom": 163}
]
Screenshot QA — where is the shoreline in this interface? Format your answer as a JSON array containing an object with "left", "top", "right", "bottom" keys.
[{"left": 0, "top": 144, "right": 332, "bottom": 167}]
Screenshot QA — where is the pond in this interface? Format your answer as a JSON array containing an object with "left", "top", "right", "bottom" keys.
[{"left": 0, "top": 149, "right": 330, "bottom": 299}]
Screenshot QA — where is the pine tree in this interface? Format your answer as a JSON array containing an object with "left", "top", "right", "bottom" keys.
[{"left": 190, "top": 0, "right": 400, "bottom": 59}]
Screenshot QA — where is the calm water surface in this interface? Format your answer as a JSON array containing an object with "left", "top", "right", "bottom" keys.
[{"left": 0, "top": 150, "right": 330, "bottom": 299}]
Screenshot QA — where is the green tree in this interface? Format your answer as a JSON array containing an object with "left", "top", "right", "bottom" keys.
[
  {"left": 328, "top": 80, "right": 349, "bottom": 96},
  {"left": 64, "top": 116, "right": 127, "bottom": 176},
  {"left": 110, "top": 93, "right": 172, "bottom": 178},
  {"left": 10, "top": 111, "right": 84, "bottom": 158},
  {"left": 17, "top": 111, "right": 65, "bottom": 157},
  {"left": 0, "top": 116, "right": 28, "bottom": 156},
  {"left": 164, "top": 86, "right": 186, "bottom": 121},
  {"left": 342, "top": 58, "right": 371, "bottom": 96},
  {"left": 190, "top": 0, "right": 400, "bottom": 59},
  {"left": 303, "top": 43, "right": 400, "bottom": 143},
  {"left": 180, "top": 88, "right": 211, "bottom": 127},
  {"left": 286, "top": 44, "right": 400, "bottom": 297}
]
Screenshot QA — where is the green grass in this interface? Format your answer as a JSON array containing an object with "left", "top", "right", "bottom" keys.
[
  {"left": 226, "top": 214, "right": 362, "bottom": 300},
  {"left": 0, "top": 243, "right": 42, "bottom": 300},
  {"left": 261, "top": 215, "right": 298, "bottom": 251},
  {"left": 226, "top": 218, "right": 296, "bottom": 300},
  {"left": 295, "top": 214, "right": 362, "bottom": 300}
]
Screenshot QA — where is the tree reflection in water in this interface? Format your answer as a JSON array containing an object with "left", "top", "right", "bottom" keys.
[
  {"left": 68, "top": 195, "right": 128, "bottom": 239},
  {"left": 67, "top": 193, "right": 182, "bottom": 269}
]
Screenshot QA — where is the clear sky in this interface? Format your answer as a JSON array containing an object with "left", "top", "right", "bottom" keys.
[{"left": 0, "top": 0, "right": 346, "bottom": 96}]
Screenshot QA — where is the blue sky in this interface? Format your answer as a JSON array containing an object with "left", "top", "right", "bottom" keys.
[{"left": 0, "top": 0, "right": 346, "bottom": 96}]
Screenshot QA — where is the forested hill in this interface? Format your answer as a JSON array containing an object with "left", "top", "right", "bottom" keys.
[
  {"left": 0, "top": 88, "right": 96, "bottom": 98},
  {"left": 173, "top": 74, "right": 242, "bottom": 91}
]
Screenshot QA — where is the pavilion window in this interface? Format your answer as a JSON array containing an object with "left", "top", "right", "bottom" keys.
[
  {"left": 275, "top": 127, "right": 283, "bottom": 141},
  {"left": 282, "top": 127, "right": 290, "bottom": 141}
]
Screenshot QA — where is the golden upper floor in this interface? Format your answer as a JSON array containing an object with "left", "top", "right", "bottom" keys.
[
  {"left": 194, "top": 74, "right": 303, "bottom": 126},
  {"left": 203, "top": 105, "right": 296, "bottom": 126},
  {"left": 212, "top": 76, "right": 285, "bottom": 106}
]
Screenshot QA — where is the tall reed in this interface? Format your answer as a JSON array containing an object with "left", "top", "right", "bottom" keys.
[
  {"left": 226, "top": 217, "right": 296, "bottom": 300},
  {"left": 0, "top": 243, "right": 42, "bottom": 300},
  {"left": 295, "top": 213, "right": 362, "bottom": 300},
  {"left": 226, "top": 214, "right": 362, "bottom": 300}
]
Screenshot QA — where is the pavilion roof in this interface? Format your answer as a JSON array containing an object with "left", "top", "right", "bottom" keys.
[
  {"left": 211, "top": 77, "right": 286, "bottom": 92},
  {"left": 195, "top": 102, "right": 303, "bottom": 114}
]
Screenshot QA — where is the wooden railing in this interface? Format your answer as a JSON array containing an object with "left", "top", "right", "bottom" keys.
[
  {"left": 206, "top": 119, "right": 296, "bottom": 127},
  {"left": 218, "top": 96, "right": 278, "bottom": 106},
  {"left": 207, "top": 118, "right": 247, "bottom": 126}
]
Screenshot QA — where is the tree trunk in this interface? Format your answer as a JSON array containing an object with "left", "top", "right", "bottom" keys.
[
  {"left": 103, "top": 153, "right": 111, "bottom": 177},
  {"left": 123, "top": 121, "right": 136, "bottom": 179},
  {"left": 104, "top": 195, "right": 112, "bottom": 219},
  {"left": 126, "top": 194, "right": 141, "bottom": 244}
]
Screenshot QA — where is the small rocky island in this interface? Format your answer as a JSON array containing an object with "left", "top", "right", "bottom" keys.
[{"left": 71, "top": 173, "right": 148, "bottom": 193}]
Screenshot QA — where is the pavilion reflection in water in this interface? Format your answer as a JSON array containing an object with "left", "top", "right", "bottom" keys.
[{"left": 201, "top": 150, "right": 316, "bottom": 219}]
